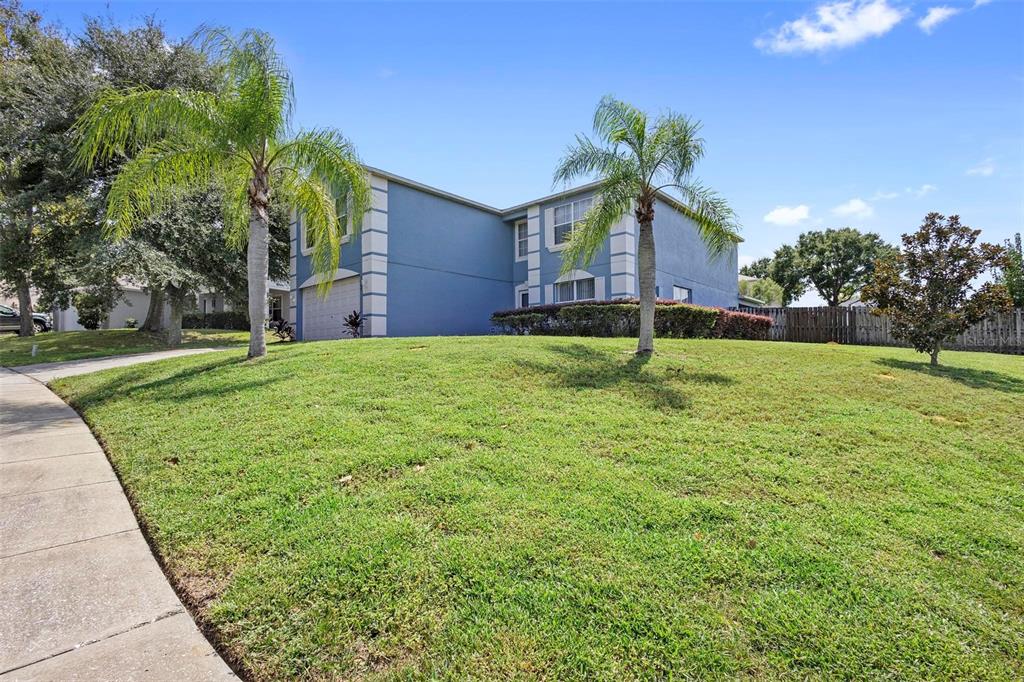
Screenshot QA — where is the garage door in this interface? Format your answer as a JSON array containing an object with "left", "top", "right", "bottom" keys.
[{"left": 301, "top": 276, "right": 360, "bottom": 341}]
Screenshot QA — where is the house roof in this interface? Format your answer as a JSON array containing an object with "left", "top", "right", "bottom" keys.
[{"left": 365, "top": 165, "right": 743, "bottom": 242}]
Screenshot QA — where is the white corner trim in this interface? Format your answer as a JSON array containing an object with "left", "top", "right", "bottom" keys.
[
  {"left": 554, "top": 269, "right": 595, "bottom": 284},
  {"left": 298, "top": 268, "right": 360, "bottom": 290}
]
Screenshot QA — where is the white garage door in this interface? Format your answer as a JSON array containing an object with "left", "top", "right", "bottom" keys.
[{"left": 301, "top": 277, "right": 360, "bottom": 341}]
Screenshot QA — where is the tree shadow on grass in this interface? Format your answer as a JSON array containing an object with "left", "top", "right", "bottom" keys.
[
  {"left": 875, "top": 358, "right": 1024, "bottom": 394},
  {"left": 58, "top": 353, "right": 288, "bottom": 407},
  {"left": 515, "top": 343, "right": 735, "bottom": 411}
]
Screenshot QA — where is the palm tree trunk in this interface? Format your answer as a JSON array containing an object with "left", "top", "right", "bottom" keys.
[
  {"left": 637, "top": 219, "right": 656, "bottom": 354},
  {"left": 247, "top": 205, "right": 270, "bottom": 359},
  {"left": 16, "top": 276, "right": 35, "bottom": 336}
]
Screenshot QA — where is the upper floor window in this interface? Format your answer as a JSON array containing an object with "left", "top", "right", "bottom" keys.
[
  {"left": 300, "top": 198, "right": 350, "bottom": 254},
  {"left": 515, "top": 221, "right": 528, "bottom": 259},
  {"left": 672, "top": 285, "right": 691, "bottom": 303},
  {"left": 555, "top": 277, "right": 595, "bottom": 303},
  {"left": 552, "top": 198, "right": 592, "bottom": 245}
]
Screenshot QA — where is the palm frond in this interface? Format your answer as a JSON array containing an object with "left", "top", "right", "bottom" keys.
[
  {"left": 211, "top": 158, "right": 255, "bottom": 247},
  {"left": 553, "top": 134, "right": 636, "bottom": 188},
  {"left": 278, "top": 167, "right": 344, "bottom": 296},
  {"left": 561, "top": 173, "right": 635, "bottom": 273},
  {"left": 103, "top": 140, "right": 221, "bottom": 238},
  {"left": 648, "top": 113, "right": 705, "bottom": 185},
  {"left": 75, "top": 87, "right": 220, "bottom": 170},
  {"left": 271, "top": 128, "right": 370, "bottom": 232},
  {"left": 671, "top": 182, "right": 742, "bottom": 258},
  {"left": 196, "top": 26, "right": 294, "bottom": 151},
  {"left": 592, "top": 95, "right": 647, "bottom": 154}
]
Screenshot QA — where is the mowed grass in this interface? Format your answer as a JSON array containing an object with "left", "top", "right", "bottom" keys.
[
  {"left": 0, "top": 328, "right": 256, "bottom": 366},
  {"left": 52, "top": 337, "right": 1023, "bottom": 680}
]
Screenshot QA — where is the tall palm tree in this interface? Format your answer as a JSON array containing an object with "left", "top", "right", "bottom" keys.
[
  {"left": 555, "top": 96, "right": 740, "bottom": 354},
  {"left": 75, "top": 28, "right": 369, "bottom": 358}
]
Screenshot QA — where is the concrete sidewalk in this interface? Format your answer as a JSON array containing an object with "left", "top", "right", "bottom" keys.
[{"left": 0, "top": 356, "right": 235, "bottom": 680}]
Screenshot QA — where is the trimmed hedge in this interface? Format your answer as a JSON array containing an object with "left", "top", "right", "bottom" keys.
[
  {"left": 491, "top": 299, "right": 771, "bottom": 340},
  {"left": 182, "top": 311, "right": 250, "bottom": 330}
]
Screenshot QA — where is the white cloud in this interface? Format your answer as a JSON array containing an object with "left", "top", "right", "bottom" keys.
[
  {"left": 755, "top": 0, "right": 907, "bottom": 54},
  {"left": 376, "top": 67, "right": 396, "bottom": 79},
  {"left": 918, "top": 6, "right": 961, "bottom": 33},
  {"left": 870, "top": 190, "right": 902, "bottom": 200},
  {"left": 872, "top": 184, "right": 937, "bottom": 200},
  {"left": 832, "top": 197, "right": 874, "bottom": 219},
  {"left": 973, "top": 0, "right": 992, "bottom": 7},
  {"left": 966, "top": 158, "right": 995, "bottom": 176},
  {"left": 764, "top": 204, "right": 811, "bottom": 226}
]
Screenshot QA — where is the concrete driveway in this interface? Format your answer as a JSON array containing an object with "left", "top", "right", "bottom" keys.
[{"left": 0, "top": 351, "right": 235, "bottom": 680}]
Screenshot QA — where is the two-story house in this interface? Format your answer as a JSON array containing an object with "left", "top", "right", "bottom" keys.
[{"left": 289, "top": 167, "right": 739, "bottom": 340}]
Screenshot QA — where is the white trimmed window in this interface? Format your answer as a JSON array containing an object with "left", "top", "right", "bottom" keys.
[
  {"left": 335, "top": 196, "right": 350, "bottom": 239},
  {"left": 519, "top": 290, "right": 530, "bottom": 308},
  {"left": 515, "top": 220, "right": 528, "bottom": 260},
  {"left": 552, "top": 198, "right": 593, "bottom": 245},
  {"left": 554, "top": 277, "right": 595, "bottom": 303},
  {"left": 672, "top": 285, "right": 692, "bottom": 303}
]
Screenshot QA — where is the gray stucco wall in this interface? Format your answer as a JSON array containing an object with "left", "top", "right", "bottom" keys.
[
  {"left": 386, "top": 182, "right": 512, "bottom": 336},
  {"left": 651, "top": 198, "right": 738, "bottom": 308}
]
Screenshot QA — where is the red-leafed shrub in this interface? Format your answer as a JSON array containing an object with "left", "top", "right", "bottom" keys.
[{"left": 711, "top": 309, "right": 772, "bottom": 340}]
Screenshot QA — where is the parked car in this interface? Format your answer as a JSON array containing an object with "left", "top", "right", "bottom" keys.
[{"left": 0, "top": 304, "right": 52, "bottom": 333}]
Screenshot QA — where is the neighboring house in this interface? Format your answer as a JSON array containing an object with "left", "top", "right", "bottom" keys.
[
  {"left": 290, "top": 167, "right": 740, "bottom": 340},
  {"left": 196, "top": 281, "right": 290, "bottom": 322},
  {"left": 53, "top": 280, "right": 290, "bottom": 331}
]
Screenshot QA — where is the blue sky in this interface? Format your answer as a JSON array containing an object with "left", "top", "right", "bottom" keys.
[{"left": 30, "top": 1, "right": 1024, "bottom": 303}]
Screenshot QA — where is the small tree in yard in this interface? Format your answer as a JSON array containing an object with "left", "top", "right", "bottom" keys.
[
  {"left": 997, "top": 233, "right": 1023, "bottom": 307},
  {"left": 862, "top": 213, "right": 1012, "bottom": 367},
  {"left": 555, "top": 96, "right": 740, "bottom": 354}
]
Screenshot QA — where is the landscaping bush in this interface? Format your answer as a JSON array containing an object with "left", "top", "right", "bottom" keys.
[
  {"left": 491, "top": 299, "right": 748, "bottom": 339},
  {"left": 711, "top": 309, "right": 773, "bottom": 340},
  {"left": 74, "top": 292, "right": 109, "bottom": 330},
  {"left": 182, "top": 310, "right": 249, "bottom": 330}
]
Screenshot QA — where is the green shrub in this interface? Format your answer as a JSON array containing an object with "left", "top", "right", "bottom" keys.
[
  {"left": 124, "top": 317, "right": 138, "bottom": 329},
  {"left": 182, "top": 311, "right": 249, "bottom": 330},
  {"left": 74, "top": 292, "right": 109, "bottom": 330}
]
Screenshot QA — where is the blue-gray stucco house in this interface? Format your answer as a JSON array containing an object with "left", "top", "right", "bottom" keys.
[{"left": 289, "top": 167, "right": 739, "bottom": 340}]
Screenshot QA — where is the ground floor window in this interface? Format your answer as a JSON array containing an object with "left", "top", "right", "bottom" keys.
[
  {"left": 555, "top": 277, "right": 595, "bottom": 303},
  {"left": 672, "top": 285, "right": 692, "bottom": 303},
  {"left": 519, "top": 290, "right": 530, "bottom": 308},
  {"left": 269, "top": 295, "right": 283, "bottom": 321}
]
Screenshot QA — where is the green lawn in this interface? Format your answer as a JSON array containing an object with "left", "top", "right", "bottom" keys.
[
  {"left": 52, "top": 337, "right": 1023, "bottom": 680},
  {"left": 0, "top": 328, "right": 257, "bottom": 367}
]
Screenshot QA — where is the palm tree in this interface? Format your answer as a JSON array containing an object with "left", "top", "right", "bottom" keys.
[
  {"left": 555, "top": 96, "right": 740, "bottom": 354},
  {"left": 75, "top": 28, "right": 369, "bottom": 358}
]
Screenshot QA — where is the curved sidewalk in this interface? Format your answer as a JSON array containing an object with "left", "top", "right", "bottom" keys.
[{"left": 0, "top": 352, "right": 235, "bottom": 680}]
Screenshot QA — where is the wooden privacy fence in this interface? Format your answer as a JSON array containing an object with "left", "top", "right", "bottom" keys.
[{"left": 742, "top": 306, "right": 1024, "bottom": 355}]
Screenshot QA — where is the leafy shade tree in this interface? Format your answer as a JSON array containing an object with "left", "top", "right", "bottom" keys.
[
  {"left": 0, "top": 1, "right": 94, "bottom": 335},
  {"left": 739, "top": 277, "right": 783, "bottom": 307},
  {"left": 739, "top": 246, "right": 806, "bottom": 306},
  {"left": 862, "top": 213, "right": 1012, "bottom": 367},
  {"left": 554, "top": 96, "right": 740, "bottom": 354},
  {"left": 75, "top": 28, "right": 370, "bottom": 358},
  {"left": 996, "top": 233, "right": 1023, "bottom": 307},
  {"left": 796, "top": 228, "right": 895, "bottom": 306}
]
